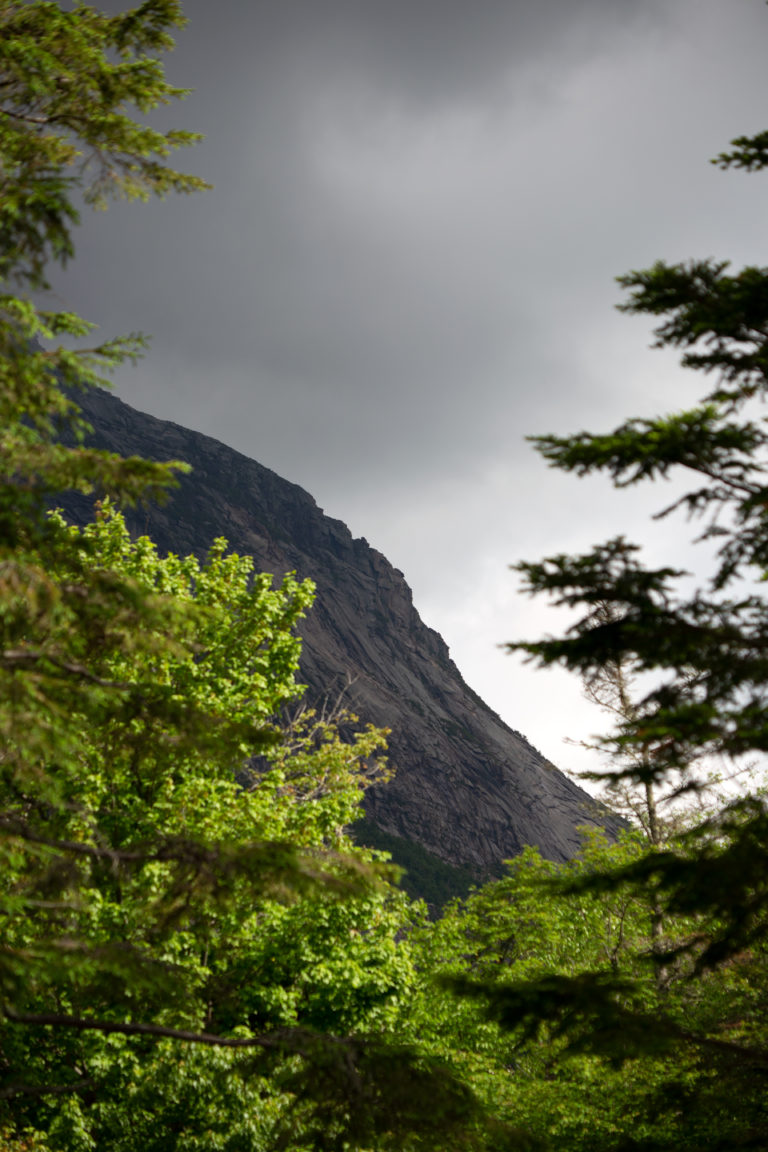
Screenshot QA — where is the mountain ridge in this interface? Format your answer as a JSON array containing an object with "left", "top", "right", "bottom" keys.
[{"left": 58, "top": 384, "right": 622, "bottom": 878}]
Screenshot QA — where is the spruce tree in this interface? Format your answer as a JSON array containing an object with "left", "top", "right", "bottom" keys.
[{"left": 446, "top": 121, "right": 768, "bottom": 1151}]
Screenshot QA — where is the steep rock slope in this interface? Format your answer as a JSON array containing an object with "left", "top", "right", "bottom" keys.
[{"left": 60, "top": 386, "right": 619, "bottom": 874}]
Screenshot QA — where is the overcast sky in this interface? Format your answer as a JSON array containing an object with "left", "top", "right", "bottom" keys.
[{"left": 53, "top": 0, "right": 768, "bottom": 779}]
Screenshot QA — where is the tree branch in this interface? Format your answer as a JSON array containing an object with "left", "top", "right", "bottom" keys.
[
  {"left": 0, "top": 648, "right": 129, "bottom": 688},
  {"left": 3, "top": 1006, "right": 300, "bottom": 1052},
  {"left": 0, "top": 1009, "right": 343, "bottom": 1069},
  {"left": 0, "top": 818, "right": 157, "bottom": 862},
  {"left": 0, "top": 105, "right": 50, "bottom": 125},
  {"left": 0, "top": 1077, "right": 96, "bottom": 1100},
  {"left": 678, "top": 1026, "right": 768, "bottom": 1066}
]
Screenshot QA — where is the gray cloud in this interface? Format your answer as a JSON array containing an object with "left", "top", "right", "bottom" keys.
[{"left": 52, "top": 0, "right": 768, "bottom": 771}]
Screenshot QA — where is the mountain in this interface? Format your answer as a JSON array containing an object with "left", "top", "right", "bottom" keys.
[{"left": 58, "top": 385, "right": 621, "bottom": 894}]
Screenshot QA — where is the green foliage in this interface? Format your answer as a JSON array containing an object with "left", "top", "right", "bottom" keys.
[
  {"left": 406, "top": 830, "right": 768, "bottom": 1151},
  {"left": 0, "top": 501, "right": 423, "bottom": 1142},
  {"left": 0, "top": 0, "right": 207, "bottom": 293},
  {"left": 0, "top": 0, "right": 204, "bottom": 556},
  {"left": 352, "top": 818, "right": 481, "bottom": 908},
  {"left": 12, "top": 3, "right": 768, "bottom": 1149}
]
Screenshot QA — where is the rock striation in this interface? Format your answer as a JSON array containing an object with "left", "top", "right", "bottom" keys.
[{"left": 59, "top": 386, "right": 622, "bottom": 877}]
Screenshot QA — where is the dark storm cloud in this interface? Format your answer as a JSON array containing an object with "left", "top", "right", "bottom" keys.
[
  {"left": 61, "top": 0, "right": 674, "bottom": 484},
  {"left": 51, "top": 0, "right": 768, "bottom": 767},
  {"left": 178, "top": 0, "right": 666, "bottom": 110}
]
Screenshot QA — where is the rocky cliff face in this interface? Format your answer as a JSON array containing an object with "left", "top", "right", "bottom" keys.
[{"left": 60, "top": 386, "right": 621, "bottom": 876}]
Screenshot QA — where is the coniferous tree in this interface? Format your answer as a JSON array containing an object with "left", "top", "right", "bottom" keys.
[{"left": 444, "top": 112, "right": 768, "bottom": 1152}]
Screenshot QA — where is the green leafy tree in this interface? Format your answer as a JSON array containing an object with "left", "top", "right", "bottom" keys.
[
  {"left": 1, "top": 508, "right": 429, "bottom": 1150},
  {"left": 418, "top": 828, "right": 766, "bottom": 1152},
  {"left": 0, "top": 4, "right": 505, "bottom": 1148},
  {"left": 408, "top": 838, "right": 653, "bottom": 1151}
]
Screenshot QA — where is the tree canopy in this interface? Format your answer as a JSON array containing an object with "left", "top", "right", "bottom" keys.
[{"left": 6, "top": 2, "right": 768, "bottom": 1149}]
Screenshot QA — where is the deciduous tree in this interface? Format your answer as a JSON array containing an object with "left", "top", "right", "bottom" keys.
[{"left": 0, "top": 4, "right": 496, "bottom": 1147}]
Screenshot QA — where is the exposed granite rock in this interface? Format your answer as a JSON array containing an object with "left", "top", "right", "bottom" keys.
[{"left": 59, "top": 386, "right": 622, "bottom": 875}]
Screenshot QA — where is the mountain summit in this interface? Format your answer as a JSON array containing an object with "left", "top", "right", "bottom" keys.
[{"left": 60, "top": 386, "right": 619, "bottom": 886}]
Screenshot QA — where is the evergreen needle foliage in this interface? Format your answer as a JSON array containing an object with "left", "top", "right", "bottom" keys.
[{"left": 441, "top": 81, "right": 768, "bottom": 1152}]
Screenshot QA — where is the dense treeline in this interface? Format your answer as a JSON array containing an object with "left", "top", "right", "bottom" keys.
[{"left": 2, "top": 2, "right": 768, "bottom": 1149}]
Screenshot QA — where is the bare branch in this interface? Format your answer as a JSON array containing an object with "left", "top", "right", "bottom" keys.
[
  {"left": 0, "top": 648, "right": 130, "bottom": 688},
  {"left": 3, "top": 1006, "right": 313, "bottom": 1055},
  {"left": 0, "top": 1077, "right": 96, "bottom": 1100},
  {"left": 0, "top": 106, "right": 50, "bottom": 125}
]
